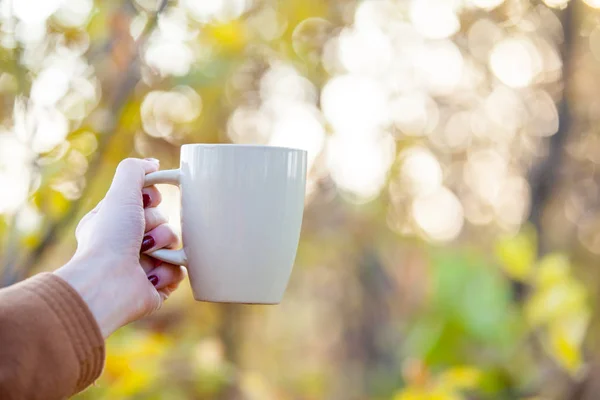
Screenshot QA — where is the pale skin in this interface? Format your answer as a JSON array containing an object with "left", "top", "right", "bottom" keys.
[{"left": 54, "top": 158, "right": 185, "bottom": 338}]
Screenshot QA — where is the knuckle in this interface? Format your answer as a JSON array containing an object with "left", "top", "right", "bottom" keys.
[
  {"left": 167, "top": 227, "right": 181, "bottom": 246},
  {"left": 152, "top": 189, "right": 162, "bottom": 204},
  {"left": 140, "top": 290, "right": 161, "bottom": 316},
  {"left": 117, "top": 158, "right": 141, "bottom": 173},
  {"left": 145, "top": 208, "right": 167, "bottom": 226},
  {"left": 152, "top": 291, "right": 163, "bottom": 312},
  {"left": 177, "top": 266, "right": 187, "bottom": 282},
  {"left": 167, "top": 225, "right": 178, "bottom": 240}
]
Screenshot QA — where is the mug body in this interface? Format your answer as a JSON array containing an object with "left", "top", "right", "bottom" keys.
[{"left": 179, "top": 144, "right": 307, "bottom": 303}]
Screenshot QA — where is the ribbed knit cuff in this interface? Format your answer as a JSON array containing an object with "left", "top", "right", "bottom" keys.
[{"left": 21, "top": 273, "right": 105, "bottom": 392}]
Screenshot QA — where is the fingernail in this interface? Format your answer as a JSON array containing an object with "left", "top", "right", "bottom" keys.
[
  {"left": 153, "top": 258, "right": 163, "bottom": 267},
  {"left": 145, "top": 158, "right": 160, "bottom": 165},
  {"left": 141, "top": 235, "right": 155, "bottom": 252},
  {"left": 148, "top": 275, "right": 159, "bottom": 286},
  {"left": 143, "top": 194, "right": 151, "bottom": 208}
]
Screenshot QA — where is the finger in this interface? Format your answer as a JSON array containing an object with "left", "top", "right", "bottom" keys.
[
  {"left": 142, "top": 185, "right": 161, "bottom": 208},
  {"left": 141, "top": 223, "right": 180, "bottom": 253},
  {"left": 144, "top": 207, "right": 168, "bottom": 233},
  {"left": 147, "top": 263, "right": 186, "bottom": 290},
  {"left": 105, "top": 158, "right": 160, "bottom": 206},
  {"left": 140, "top": 254, "right": 162, "bottom": 274}
]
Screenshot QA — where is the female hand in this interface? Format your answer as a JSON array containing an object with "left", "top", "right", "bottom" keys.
[{"left": 54, "top": 158, "right": 186, "bottom": 338}]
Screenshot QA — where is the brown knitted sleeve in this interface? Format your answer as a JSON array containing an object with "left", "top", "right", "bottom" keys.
[{"left": 0, "top": 272, "right": 105, "bottom": 400}]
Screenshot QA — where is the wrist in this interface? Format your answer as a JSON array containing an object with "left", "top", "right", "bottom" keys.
[{"left": 54, "top": 256, "right": 122, "bottom": 338}]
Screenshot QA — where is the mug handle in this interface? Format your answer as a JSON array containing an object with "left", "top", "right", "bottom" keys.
[{"left": 143, "top": 169, "right": 188, "bottom": 266}]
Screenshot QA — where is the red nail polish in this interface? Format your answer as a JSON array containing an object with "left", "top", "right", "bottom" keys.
[
  {"left": 141, "top": 235, "right": 155, "bottom": 252},
  {"left": 143, "top": 194, "right": 151, "bottom": 208},
  {"left": 148, "top": 275, "right": 159, "bottom": 286},
  {"left": 153, "top": 258, "right": 163, "bottom": 267}
]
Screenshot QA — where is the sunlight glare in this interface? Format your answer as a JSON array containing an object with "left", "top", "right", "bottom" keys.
[
  {"left": 410, "top": 0, "right": 460, "bottom": 39},
  {"left": 327, "top": 133, "right": 395, "bottom": 202},
  {"left": 389, "top": 92, "right": 438, "bottom": 137},
  {"left": 13, "top": 0, "right": 63, "bottom": 23},
  {"left": 468, "top": 0, "right": 505, "bottom": 10},
  {"left": 0, "top": 134, "right": 32, "bottom": 214},
  {"left": 494, "top": 175, "right": 530, "bottom": 228},
  {"left": 490, "top": 37, "right": 540, "bottom": 88},
  {"left": 141, "top": 88, "right": 202, "bottom": 139},
  {"left": 321, "top": 74, "right": 388, "bottom": 136},
  {"left": 292, "top": 18, "right": 333, "bottom": 64},
  {"left": 338, "top": 26, "right": 392, "bottom": 75},
  {"left": 484, "top": 86, "right": 525, "bottom": 136},
  {"left": 464, "top": 148, "right": 508, "bottom": 204},
  {"left": 16, "top": 204, "right": 42, "bottom": 233},
  {"left": 54, "top": 0, "right": 93, "bottom": 28},
  {"left": 399, "top": 147, "right": 443, "bottom": 196},
  {"left": 583, "top": 0, "right": 600, "bottom": 8},
  {"left": 525, "top": 90, "right": 559, "bottom": 137},
  {"left": 14, "top": 102, "right": 69, "bottom": 154},
  {"left": 543, "top": 0, "right": 570, "bottom": 8},
  {"left": 183, "top": 0, "right": 251, "bottom": 22},
  {"left": 31, "top": 67, "right": 70, "bottom": 106},
  {"left": 268, "top": 104, "right": 325, "bottom": 169},
  {"left": 416, "top": 41, "right": 464, "bottom": 95},
  {"left": 260, "top": 64, "right": 317, "bottom": 105},
  {"left": 145, "top": 36, "right": 193, "bottom": 77},
  {"left": 227, "top": 106, "right": 271, "bottom": 144},
  {"left": 412, "top": 187, "right": 464, "bottom": 242},
  {"left": 158, "top": 7, "right": 197, "bottom": 41},
  {"left": 440, "top": 112, "right": 472, "bottom": 150},
  {"left": 355, "top": 0, "right": 401, "bottom": 33}
]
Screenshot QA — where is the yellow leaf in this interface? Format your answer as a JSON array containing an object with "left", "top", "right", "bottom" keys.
[
  {"left": 104, "top": 331, "right": 170, "bottom": 385},
  {"left": 429, "top": 389, "right": 463, "bottom": 400},
  {"left": 394, "top": 387, "right": 429, "bottom": 400},
  {"left": 495, "top": 230, "right": 536, "bottom": 281},
  {"left": 525, "top": 281, "right": 587, "bottom": 326},
  {"left": 69, "top": 130, "right": 98, "bottom": 156},
  {"left": 206, "top": 21, "right": 247, "bottom": 52},
  {"left": 395, "top": 387, "right": 462, "bottom": 400},
  {"left": 240, "top": 371, "right": 276, "bottom": 400},
  {"left": 282, "top": 0, "right": 328, "bottom": 25},
  {"left": 21, "top": 233, "right": 41, "bottom": 249},
  {"left": 107, "top": 368, "right": 154, "bottom": 397},
  {"left": 438, "top": 367, "right": 481, "bottom": 391},
  {"left": 535, "top": 253, "right": 570, "bottom": 289},
  {"left": 546, "top": 323, "right": 583, "bottom": 374},
  {"left": 47, "top": 189, "right": 70, "bottom": 218}
]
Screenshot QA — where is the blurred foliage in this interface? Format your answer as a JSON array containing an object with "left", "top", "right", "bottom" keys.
[{"left": 2, "top": 0, "right": 600, "bottom": 398}]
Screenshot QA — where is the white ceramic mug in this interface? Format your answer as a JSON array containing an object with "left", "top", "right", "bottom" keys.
[{"left": 144, "top": 144, "right": 307, "bottom": 304}]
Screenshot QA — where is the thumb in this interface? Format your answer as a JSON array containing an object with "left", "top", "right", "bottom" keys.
[{"left": 105, "top": 158, "right": 160, "bottom": 205}]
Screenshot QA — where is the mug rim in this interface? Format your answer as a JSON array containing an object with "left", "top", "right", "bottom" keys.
[{"left": 182, "top": 143, "right": 306, "bottom": 154}]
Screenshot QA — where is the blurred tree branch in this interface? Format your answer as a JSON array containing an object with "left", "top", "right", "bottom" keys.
[
  {"left": 524, "top": 3, "right": 590, "bottom": 399},
  {"left": 217, "top": 304, "right": 244, "bottom": 400},
  {"left": 527, "top": 1, "right": 575, "bottom": 255},
  {"left": 1, "top": 0, "right": 169, "bottom": 286},
  {"left": 513, "top": 0, "right": 575, "bottom": 304}
]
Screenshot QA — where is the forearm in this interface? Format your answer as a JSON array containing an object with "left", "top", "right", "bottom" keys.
[{"left": 0, "top": 273, "right": 105, "bottom": 400}]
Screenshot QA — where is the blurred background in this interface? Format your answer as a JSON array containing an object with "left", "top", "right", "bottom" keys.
[{"left": 1, "top": 0, "right": 600, "bottom": 398}]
